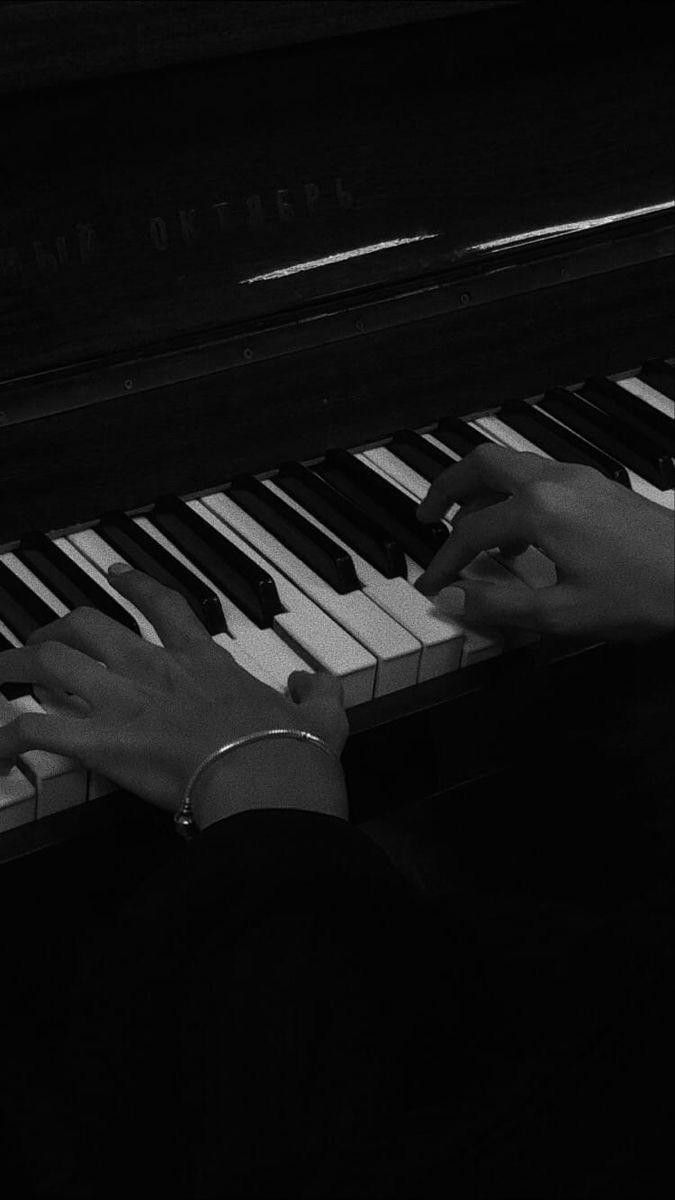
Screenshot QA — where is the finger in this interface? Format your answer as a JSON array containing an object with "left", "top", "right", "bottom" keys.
[
  {"left": 452, "top": 500, "right": 530, "bottom": 559},
  {"left": 454, "top": 579, "right": 546, "bottom": 631},
  {"left": 0, "top": 708, "right": 91, "bottom": 762},
  {"left": 0, "top": 643, "right": 119, "bottom": 708},
  {"left": 450, "top": 495, "right": 501, "bottom": 527},
  {"left": 497, "top": 540, "right": 532, "bottom": 557},
  {"left": 457, "top": 579, "right": 583, "bottom": 637},
  {"left": 416, "top": 443, "right": 547, "bottom": 524},
  {"left": 34, "top": 686, "right": 90, "bottom": 717},
  {"left": 107, "top": 564, "right": 211, "bottom": 650},
  {"left": 287, "top": 669, "right": 349, "bottom": 753},
  {"left": 26, "top": 606, "right": 160, "bottom": 675},
  {"left": 451, "top": 497, "right": 530, "bottom": 557},
  {"left": 289, "top": 668, "right": 345, "bottom": 710},
  {"left": 415, "top": 500, "right": 532, "bottom": 593}
]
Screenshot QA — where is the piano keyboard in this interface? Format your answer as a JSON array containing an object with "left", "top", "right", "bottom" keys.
[{"left": 1, "top": 360, "right": 673, "bottom": 833}]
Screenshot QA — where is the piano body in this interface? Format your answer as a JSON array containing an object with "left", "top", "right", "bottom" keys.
[{"left": 0, "top": 0, "right": 673, "bottom": 877}]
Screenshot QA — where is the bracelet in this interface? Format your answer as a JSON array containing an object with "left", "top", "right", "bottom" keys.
[{"left": 174, "top": 728, "right": 340, "bottom": 838}]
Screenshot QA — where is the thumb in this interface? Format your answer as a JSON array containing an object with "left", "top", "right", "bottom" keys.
[
  {"left": 287, "top": 669, "right": 349, "bottom": 755},
  {"left": 453, "top": 579, "right": 542, "bottom": 631}
]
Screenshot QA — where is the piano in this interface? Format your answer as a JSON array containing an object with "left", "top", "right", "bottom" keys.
[{"left": 0, "top": 0, "right": 673, "bottom": 872}]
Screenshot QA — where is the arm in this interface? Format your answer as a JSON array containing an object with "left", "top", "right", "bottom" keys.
[{"left": 190, "top": 732, "right": 349, "bottom": 830}]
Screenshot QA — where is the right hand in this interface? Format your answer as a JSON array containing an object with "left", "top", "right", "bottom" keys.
[{"left": 415, "top": 443, "right": 675, "bottom": 642}]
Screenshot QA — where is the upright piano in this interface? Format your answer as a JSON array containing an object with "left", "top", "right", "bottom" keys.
[{"left": 0, "top": 0, "right": 673, "bottom": 877}]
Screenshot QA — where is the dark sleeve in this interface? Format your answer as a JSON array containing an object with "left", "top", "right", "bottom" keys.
[{"left": 8, "top": 807, "right": 455, "bottom": 1199}]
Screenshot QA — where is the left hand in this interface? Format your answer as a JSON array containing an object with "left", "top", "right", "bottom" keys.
[{"left": 0, "top": 565, "right": 350, "bottom": 809}]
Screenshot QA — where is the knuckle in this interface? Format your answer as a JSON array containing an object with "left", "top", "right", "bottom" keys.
[
  {"left": 130, "top": 572, "right": 155, "bottom": 594},
  {"left": 13, "top": 712, "right": 37, "bottom": 742},
  {"left": 523, "top": 479, "right": 563, "bottom": 512},
  {"left": 32, "top": 640, "right": 63, "bottom": 670},
  {"left": 471, "top": 441, "right": 503, "bottom": 467},
  {"left": 569, "top": 462, "right": 602, "bottom": 486},
  {"left": 169, "top": 588, "right": 194, "bottom": 616},
  {"left": 553, "top": 458, "right": 592, "bottom": 479},
  {"left": 158, "top": 586, "right": 200, "bottom": 626},
  {"left": 140, "top": 576, "right": 187, "bottom": 609},
  {"left": 69, "top": 605, "right": 101, "bottom": 630}
]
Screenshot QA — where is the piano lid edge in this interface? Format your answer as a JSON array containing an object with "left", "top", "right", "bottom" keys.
[{"left": 1, "top": 210, "right": 672, "bottom": 431}]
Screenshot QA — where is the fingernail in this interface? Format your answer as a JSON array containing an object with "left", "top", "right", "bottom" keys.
[{"left": 107, "top": 561, "right": 133, "bottom": 576}]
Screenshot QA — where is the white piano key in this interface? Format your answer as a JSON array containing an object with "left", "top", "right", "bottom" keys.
[
  {"left": 190, "top": 499, "right": 376, "bottom": 707},
  {"left": 426, "top": 586, "right": 505, "bottom": 664},
  {"left": 0, "top": 693, "right": 87, "bottom": 817},
  {"left": 624, "top": 470, "right": 674, "bottom": 510},
  {"left": 365, "top": 446, "right": 440, "bottom": 500},
  {"left": 409, "top": 435, "right": 462, "bottom": 523},
  {"left": 619, "top": 376, "right": 675, "bottom": 419},
  {"left": 0, "top": 618, "right": 22, "bottom": 648},
  {"left": 0, "top": 761, "right": 35, "bottom": 832},
  {"left": 57, "top": 535, "right": 163, "bottom": 644},
  {"left": 490, "top": 544, "right": 558, "bottom": 589},
  {"left": 357, "top": 450, "right": 538, "bottom": 645},
  {"left": 521, "top": 403, "right": 675, "bottom": 511},
  {"left": 199, "top": 490, "right": 422, "bottom": 697},
  {"left": 365, "top": 445, "right": 556, "bottom": 591},
  {"left": 360, "top": 445, "right": 460, "bottom": 502},
  {"left": 27, "top": 697, "right": 115, "bottom": 802},
  {"left": 611, "top": 380, "right": 675, "bottom": 509},
  {"left": 468, "top": 416, "right": 551, "bottom": 458},
  {"left": 65, "top": 528, "right": 274, "bottom": 690},
  {"left": 422, "top": 432, "right": 463, "bottom": 459},
  {"left": 1, "top": 552, "right": 69, "bottom": 618},
  {"left": 254, "top": 478, "right": 467, "bottom": 679},
  {"left": 132, "top": 517, "right": 311, "bottom": 694},
  {"left": 259, "top": 475, "right": 494, "bottom": 672}
]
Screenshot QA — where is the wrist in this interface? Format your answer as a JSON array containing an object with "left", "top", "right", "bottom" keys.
[{"left": 190, "top": 735, "right": 348, "bottom": 831}]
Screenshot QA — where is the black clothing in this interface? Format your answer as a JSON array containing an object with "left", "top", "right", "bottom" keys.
[{"left": 1, "top": 636, "right": 672, "bottom": 1197}]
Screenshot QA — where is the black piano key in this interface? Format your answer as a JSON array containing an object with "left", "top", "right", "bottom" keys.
[
  {"left": 312, "top": 448, "right": 447, "bottom": 569},
  {"left": 273, "top": 461, "right": 407, "bottom": 579},
  {"left": 539, "top": 389, "right": 674, "bottom": 489},
  {"left": 435, "top": 415, "right": 489, "bottom": 459},
  {"left": 387, "top": 429, "right": 455, "bottom": 482},
  {"left": 17, "top": 531, "right": 141, "bottom": 636},
  {"left": 578, "top": 377, "right": 675, "bottom": 454},
  {"left": 96, "top": 511, "right": 227, "bottom": 636},
  {"left": 498, "top": 401, "right": 631, "bottom": 486},
  {"left": 0, "top": 561, "right": 61, "bottom": 643},
  {"left": 149, "top": 495, "right": 283, "bottom": 629},
  {"left": 639, "top": 359, "right": 675, "bottom": 402},
  {"left": 228, "top": 474, "right": 360, "bottom": 594}
]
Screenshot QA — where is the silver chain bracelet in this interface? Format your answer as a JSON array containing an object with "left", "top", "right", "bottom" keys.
[{"left": 174, "top": 728, "right": 340, "bottom": 838}]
